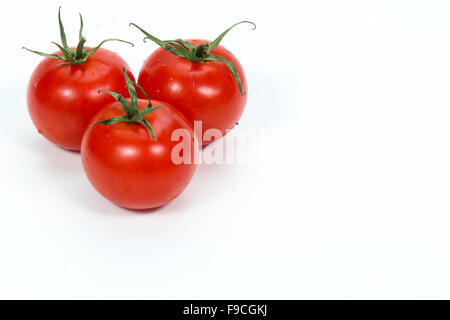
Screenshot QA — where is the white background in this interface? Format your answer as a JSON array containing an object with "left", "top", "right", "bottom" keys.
[{"left": 1, "top": 0, "right": 450, "bottom": 299}]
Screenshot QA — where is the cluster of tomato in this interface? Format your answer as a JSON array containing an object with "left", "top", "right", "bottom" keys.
[{"left": 25, "top": 8, "right": 254, "bottom": 210}]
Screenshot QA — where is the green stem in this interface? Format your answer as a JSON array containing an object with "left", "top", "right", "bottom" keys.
[
  {"left": 75, "top": 36, "right": 86, "bottom": 60},
  {"left": 94, "top": 67, "right": 162, "bottom": 141},
  {"left": 194, "top": 43, "right": 210, "bottom": 59},
  {"left": 23, "top": 7, "right": 133, "bottom": 65}
]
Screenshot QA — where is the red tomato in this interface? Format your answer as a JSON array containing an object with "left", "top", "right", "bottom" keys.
[
  {"left": 27, "top": 47, "right": 134, "bottom": 150},
  {"left": 81, "top": 99, "right": 197, "bottom": 210},
  {"left": 131, "top": 21, "right": 255, "bottom": 146},
  {"left": 138, "top": 40, "right": 247, "bottom": 145}
]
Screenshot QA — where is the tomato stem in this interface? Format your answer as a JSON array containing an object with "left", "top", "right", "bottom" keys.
[
  {"left": 129, "top": 21, "right": 256, "bottom": 96},
  {"left": 194, "top": 43, "right": 210, "bottom": 59},
  {"left": 75, "top": 37, "right": 87, "bottom": 60},
  {"left": 93, "top": 68, "right": 162, "bottom": 141},
  {"left": 23, "top": 7, "right": 133, "bottom": 65}
]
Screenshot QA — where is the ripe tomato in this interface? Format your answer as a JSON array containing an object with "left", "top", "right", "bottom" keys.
[
  {"left": 27, "top": 48, "right": 134, "bottom": 150},
  {"left": 81, "top": 69, "right": 197, "bottom": 210},
  {"left": 131, "top": 22, "right": 255, "bottom": 145},
  {"left": 25, "top": 8, "right": 134, "bottom": 150}
]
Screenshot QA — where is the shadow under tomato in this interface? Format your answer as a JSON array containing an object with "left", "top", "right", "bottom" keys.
[
  {"left": 118, "top": 203, "right": 169, "bottom": 214},
  {"left": 56, "top": 145, "right": 81, "bottom": 154}
]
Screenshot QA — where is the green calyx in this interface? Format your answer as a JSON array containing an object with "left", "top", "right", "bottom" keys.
[
  {"left": 94, "top": 67, "right": 162, "bottom": 141},
  {"left": 23, "top": 7, "right": 133, "bottom": 65},
  {"left": 129, "top": 21, "right": 256, "bottom": 96}
]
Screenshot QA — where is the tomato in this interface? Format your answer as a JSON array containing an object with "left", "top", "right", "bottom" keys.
[
  {"left": 25, "top": 8, "right": 134, "bottom": 150},
  {"left": 131, "top": 22, "right": 255, "bottom": 145},
  {"left": 137, "top": 40, "right": 246, "bottom": 145},
  {"left": 81, "top": 69, "right": 197, "bottom": 210},
  {"left": 27, "top": 48, "right": 134, "bottom": 150}
]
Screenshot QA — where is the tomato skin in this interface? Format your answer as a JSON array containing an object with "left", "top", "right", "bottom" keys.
[
  {"left": 81, "top": 99, "right": 197, "bottom": 210},
  {"left": 137, "top": 40, "right": 247, "bottom": 145},
  {"left": 27, "top": 47, "right": 134, "bottom": 151}
]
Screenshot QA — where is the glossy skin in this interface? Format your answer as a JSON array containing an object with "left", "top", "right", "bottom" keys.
[
  {"left": 81, "top": 99, "right": 197, "bottom": 210},
  {"left": 27, "top": 47, "right": 134, "bottom": 151},
  {"left": 138, "top": 40, "right": 247, "bottom": 145}
]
